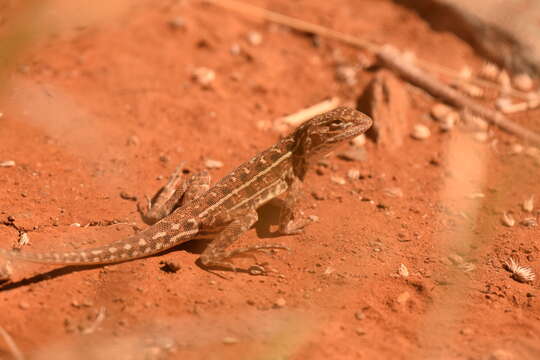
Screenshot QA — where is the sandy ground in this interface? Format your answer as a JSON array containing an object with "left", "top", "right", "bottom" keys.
[{"left": 0, "top": 1, "right": 539, "bottom": 359}]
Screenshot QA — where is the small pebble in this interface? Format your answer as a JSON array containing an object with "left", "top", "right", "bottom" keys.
[
  {"left": 127, "top": 135, "right": 140, "bottom": 146},
  {"left": 354, "top": 311, "right": 366, "bottom": 320},
  {"left": 347, "top": 168, "right": 360, "bottom": 180},
  {"left": 480, "top": 62, "right": 499, "bottom": 81},
  {"left": 230, "top": 43, "right": 242, "bottom": 55},
  {"left": 159, "top": 261, "right": 181, "bottom": 273},
  {"left": 498, "top": 70, "right": 511, "bottom": 92},
  {"left": 70, "top": 223, "right": 81, "bottom": 227},
  {"left": 473, "top": 132, "right": 488, "bottom": 142},
  {"left": 512, "top": 73, "right": 533, "bottom": 92},
  {"left": 509, "top": 143, "right": 523, "bottom": 154},
  {"left": 460, "top": 327, "right": 474, "bottom": 336},
  {"left": 323, "top": 267, "right": 335, "bottom": 275},
  {"left": 411, "top": 124, "right": 430, "bottom": 140},
  {"left": 355, "top": 328, "right": 366, "bottom": 336},
  {"left": 222, "top": 337, "right": 239, "bottom": 345},
  {"left": 488, "top": 349, "right": 515, "bottom": 360},
  {"left": 398, "top": 263, "right": 409, "bottom": 278},
  {"left": 308, "top": 215, "right": 320, "bottom": 222},
  {"left": 458, "top": 82, "right": 484, "bottom": 98},
  {"left": 396, "top": 291, "right": 410, "bottom": 304},
  {"left": 168, "top": 16, "right": 186, "bottom": 30},
  {"left": 246, "top": 31, "right": 263, "bottom": 46},
  {"left": 350, "top": 134, "right": 366, "bottom": 147},
  {"left": 430, "top": 103, "right": 452, "bottom": 120},
  {"left": 248, "top": 265, "right": 265, "bottom": 276},
  {"left": 383, "top": 187, "right": 403, "bottom": 198},
  {"left": 337, "top": 147, "right": 367, "bottom": 162},
  {"left": 191, "top": 67, "right": 215, "bottom": 88},
  {"left": 525, "top": 146, "right": 540, "bottom": 157},
  {"left": 330, "top": 176, "right": 346, "bottom": 185},
  {"left": 0, "top": 160, "right": 15, "bottom": 167},
  {"left": 335, "top": 65, "right": 357, "bottom": 86},
  {"left": 462, "top": 112, "right": 488, "bottom": 131},
  {"left": 19, "top": 301, "right": 30, "bottom": 310},
  {"left": 204, "top": 159, "right": 223, "bottom": 169},
  {"left": 439, "top": 112, "right": 458, "bottom": 131},
  {"left": 274, "top": 297, "right": 286, "bottom": 308}
]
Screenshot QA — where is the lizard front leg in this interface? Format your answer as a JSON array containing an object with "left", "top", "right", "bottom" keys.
[
  {"left": 199, "top": 210, "right": 288, "bottom": 271},
  {"left": 138, "top": 166, "right": 211, "bottom": 224},
  {"left": 278, "top": 175, "right": 315, "bottom": 235}
]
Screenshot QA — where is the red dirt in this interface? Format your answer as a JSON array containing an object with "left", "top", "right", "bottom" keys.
[{"left": 0, "top": 1, "right": 539, "bottom": 359}]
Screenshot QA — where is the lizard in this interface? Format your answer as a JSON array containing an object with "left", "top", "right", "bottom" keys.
[{"left": 0, "top": 107, "right": 372, "bottom": 272}]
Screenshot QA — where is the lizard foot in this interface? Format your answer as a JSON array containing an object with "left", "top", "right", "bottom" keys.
[{"left": 279, "top": 216, "right": 317, "bottom": 235}]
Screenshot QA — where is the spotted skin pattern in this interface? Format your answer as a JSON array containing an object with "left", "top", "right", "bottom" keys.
[{"left": 0, "top": 107, "right": 372, "bottom": 270}]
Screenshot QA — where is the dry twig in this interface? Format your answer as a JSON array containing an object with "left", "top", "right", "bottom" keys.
[
  {"left": 377, "top": 46, "right": 540, "bottom": 146},
  {"left": 278, "top": 97, "right": 340, "bottom": 126}
]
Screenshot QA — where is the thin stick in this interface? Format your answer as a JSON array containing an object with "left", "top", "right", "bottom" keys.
[
  {"left": 208, "top": 0, "right": 530, "bottom": 100},
  {"left": 0, "top": 326, "right": 25, "bottom": 360},
  {"left": 279, "top": 97, "right": 340, "bottom": 126},
  {"left": 378, "top": 46, "right": 540, "bottom": 146},
  {"left": 206, "top": 0, "right": 378, "bottom": 52}
]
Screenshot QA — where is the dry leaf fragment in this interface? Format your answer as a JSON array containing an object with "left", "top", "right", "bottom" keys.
[
  {"left": 15, "top": 232, "right": 29, "bottom": 249},
  {"left": 458, "top": 262, "right": 476, "bottom": 272},
  {"left": 522, "top": 196, "right": 534, "bottom": 212},
  {"left": 521, "top": 217, "right": 537, "bottom": 227},
  {"left": 383, "top": 187, "right": 404, "bottom": 198},
  {"left": 504, "top": 258, "right": 535, "bottom": 283},
  {"left": 502, "top": 212, "right": 515, "bottom": 227}
]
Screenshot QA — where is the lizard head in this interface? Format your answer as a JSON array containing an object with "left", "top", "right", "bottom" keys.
[{"left": 292, "top": 106, "right": 373, "bottom": 159}]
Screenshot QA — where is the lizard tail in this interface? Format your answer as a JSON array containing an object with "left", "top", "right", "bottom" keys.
[{"left": 0, "top": 222, "right": 199, "bottom": 265}]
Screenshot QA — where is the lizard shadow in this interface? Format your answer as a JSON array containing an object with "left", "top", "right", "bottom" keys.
[{"left": 254, "top": 199, "right": 286, "bottom": 238}]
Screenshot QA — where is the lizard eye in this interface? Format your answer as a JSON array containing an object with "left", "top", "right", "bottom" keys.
[{"left": 330, "top": 120, "right": 343, "bottom": 127}]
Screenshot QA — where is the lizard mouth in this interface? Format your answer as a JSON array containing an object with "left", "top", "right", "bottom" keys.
[{"left": 329, "top": 124, "right": 368, "bottom": 143}]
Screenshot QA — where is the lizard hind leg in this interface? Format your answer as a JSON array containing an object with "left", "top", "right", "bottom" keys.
[
  {"left": 138, "top": 165, "right": 211, "bottom": 224},
  {"left": 199, "top": 210, "right": 289, "bottom": 273}
]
